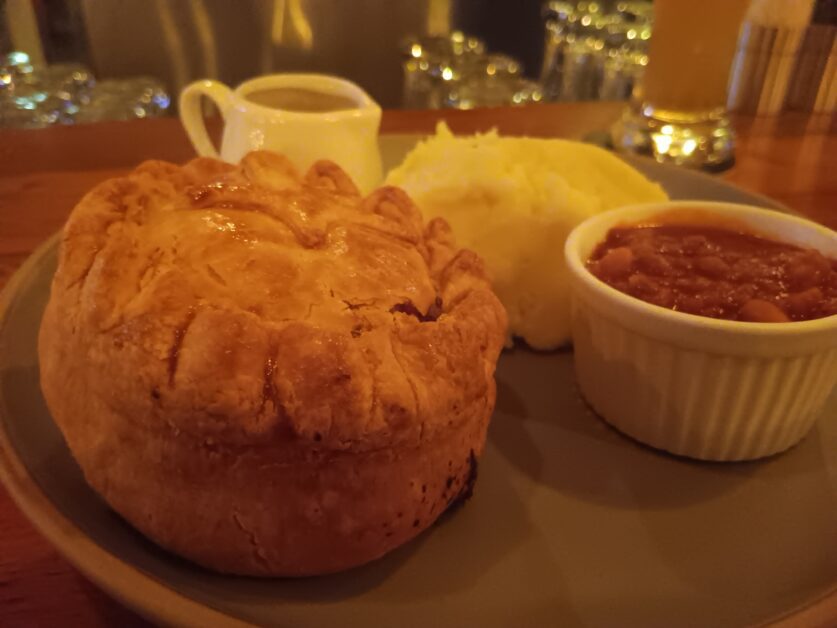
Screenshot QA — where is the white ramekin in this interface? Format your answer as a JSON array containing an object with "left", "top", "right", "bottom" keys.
[{"left": 564, "top": 201, "right": 837, "bottom": 461}]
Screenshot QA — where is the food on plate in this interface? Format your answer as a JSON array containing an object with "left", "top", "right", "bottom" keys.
[
  {"left": 38, "top": 151, "right": 507, "bottom": 576},
  {"left": 588, "top": 223, "right": 837, "bottom": 322},
  {"left": 386, "top": 122, "right": 668, "bottom": 349},
  {"left": 565, "top": 202, "right": 837, "bottom": 461}
]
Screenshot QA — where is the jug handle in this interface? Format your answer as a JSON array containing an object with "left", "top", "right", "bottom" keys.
[{"left": 179, "top": 80, "right": 234, "bottom": 159}]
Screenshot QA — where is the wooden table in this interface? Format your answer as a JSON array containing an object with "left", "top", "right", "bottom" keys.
[{"left": 0, "top": 103, "right": 835, "bottom": 627}]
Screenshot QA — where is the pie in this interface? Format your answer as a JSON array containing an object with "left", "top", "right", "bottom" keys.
[{"left": 38, "top": 151, "right": 507, "bottom": 575}]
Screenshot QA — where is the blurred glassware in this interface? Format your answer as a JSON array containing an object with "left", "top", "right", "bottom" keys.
[
  {"left": 599, "top": 18, "right": 651, "bottom": 100},
  {"left": 0, "top": 51, "right": 35, "bottom": 105},
  {"left": 611, "top": 0, "right": 751, "bottom": 170},
  {"left": 403, "top": 31, "right": 486, "bottom": 60},
  {"left": 539, "top": 2, "right": 578, "bottom": 100},
  {"left": 401, "top": 31, "right": 541, "bottom": 109},
  {"left": 401, "top": 31, "right": 487, "bottom": 108},
  {"left": 558, "top": 37, "right": 604, "bottom": 101},
  {"left": 445, "top": 53, "right": 519, "bottom": 108},
  {"left": 1, "top": 53, "right": 93, "bottom": 128},
  {"left": 615, "top": 0, "right": 654, "bottom": 23},
  {"left": 73, "top": 78, "right": 171, "bottom": 123},
  {"left": 540, "top": 0, "right": 652, "bottom": 102},
  {"left": 1, "top": 51, "right": 170, "bottom": 128},
  {"left": 444, "top": 55, "right": 543, "bottom": 109}
]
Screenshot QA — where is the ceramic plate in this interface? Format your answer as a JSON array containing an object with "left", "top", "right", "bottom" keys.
[{"left": 1, "top": 136, "right": 835, "bottom": 628}]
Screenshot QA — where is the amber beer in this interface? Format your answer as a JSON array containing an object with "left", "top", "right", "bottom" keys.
[
  {"left": 641, "top": 0, "right": 751, "bottom": 116},
  {"left": 612, "top": 0, "right": 752, "bottom": 168}
]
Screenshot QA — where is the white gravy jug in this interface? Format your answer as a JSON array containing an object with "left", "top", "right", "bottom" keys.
[{"left": 179, "top": 74, "right": 383, "bottom": 193}]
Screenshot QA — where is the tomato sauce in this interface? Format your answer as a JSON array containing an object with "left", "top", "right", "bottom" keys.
[{"left": 587, "top": 224, "right": 837, "bottom": 322}]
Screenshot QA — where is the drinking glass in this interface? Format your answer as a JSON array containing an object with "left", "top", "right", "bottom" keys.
[
  {"left": 73, "top": 78, "right": 170, "bottom": 123},
  {"left": 611, "top": 0, "right": 752, "bottom": 169},
  {"left": 540, "top": 1, "right": 652, "bottom": 103},
  {"left": 401, "top": 32, "right": 486, "bottom": 109}
]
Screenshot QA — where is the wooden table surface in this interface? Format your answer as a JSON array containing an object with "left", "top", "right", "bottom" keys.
[{"left": 0, "top": 103, "right": 835, "bottom": 627}]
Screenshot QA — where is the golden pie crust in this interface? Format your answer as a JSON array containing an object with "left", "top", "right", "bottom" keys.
[{"left": 38, "top": 151, "right": 507, "bottom": 576}]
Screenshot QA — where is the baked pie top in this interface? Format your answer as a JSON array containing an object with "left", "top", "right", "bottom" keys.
[{"left": 48, "top": 152, "right": 506, "bottom": 453}]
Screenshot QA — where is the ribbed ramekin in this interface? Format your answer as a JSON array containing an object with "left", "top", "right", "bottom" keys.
[{"left": 564, "top": 201, "right": 837, "bottom": 461}]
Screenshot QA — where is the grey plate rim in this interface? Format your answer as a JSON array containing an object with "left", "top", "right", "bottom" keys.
[
  {"left": 0, "top": 142, "right": 833, "bottom": 628},
  {"left": 0, "top": 232, "right": 254, "bottom": 628}
]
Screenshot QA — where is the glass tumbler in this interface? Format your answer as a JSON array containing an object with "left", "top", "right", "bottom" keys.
[{"left": 611, "top": 0, "right": 752, "bottom": 170}]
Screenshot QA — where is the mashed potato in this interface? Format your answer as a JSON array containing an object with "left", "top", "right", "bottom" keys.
[{"left": 386, "top": 123, "right": 668, "bottom": 349}]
